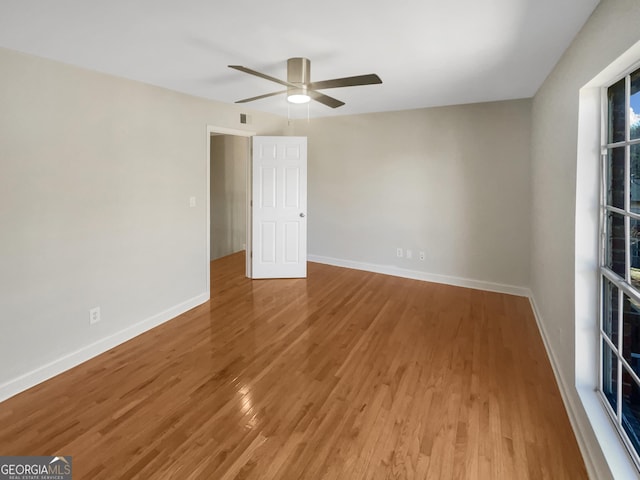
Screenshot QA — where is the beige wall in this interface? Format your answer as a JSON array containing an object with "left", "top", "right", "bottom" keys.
[
  {"left": 531, "top": 0, "right": 640, "bottom": 478},
  {"left": 0, "top": 47, "right": 287, "bottom": 395},
  {"left": 294, "top": 99, "right": 532, "bottom": 290},
  {"left": 210, "top": 135, "right": 248, "bottom": 260}
]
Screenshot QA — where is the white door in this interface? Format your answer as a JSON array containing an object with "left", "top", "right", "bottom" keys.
[{"left": 251, "top": 136, "right": 307, "bottom": 279}]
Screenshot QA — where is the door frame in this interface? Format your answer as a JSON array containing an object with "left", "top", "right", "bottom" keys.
[{"left": 206, "top": 125, "right": 256, "bottom": 293}]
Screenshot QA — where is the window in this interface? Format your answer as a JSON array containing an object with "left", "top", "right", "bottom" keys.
[{"left": 600, "top": 65, "right": 640, "bottom": 466}]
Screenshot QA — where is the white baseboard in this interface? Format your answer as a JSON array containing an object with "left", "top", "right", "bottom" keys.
[
  {"left": 308, "top": 254, "right": 530, "bottom": 297},
  {"left": 0, "top": 292, "right": 209, "bottom": 403}
]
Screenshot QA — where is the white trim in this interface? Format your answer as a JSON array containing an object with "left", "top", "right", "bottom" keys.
[
  {"left": 206, "top": 126, "right": 212, "bottom": 293},
  {"left": 308, "top": 254, "right": 530, "bottom": 297},
  {"left": 246, "top": 138, "right": 253, "bottom": 279},
  {"left": 572, "top": 41, "right": 640, "bottom": 478},
  {"left": 597, "top": 62, "right": 640, "bottom": 474},
  {"left": 206, "top": 126, "right": 256, "bottom": 137},
  {"left": 0, "top": 292, "right": 209, "bottom": 403}
]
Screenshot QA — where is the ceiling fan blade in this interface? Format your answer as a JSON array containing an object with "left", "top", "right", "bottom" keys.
[
  {"left": 308, "top": 73, "right": 382, "bottom": 90},
  {"left": 228, "top": 65, "right": 297, "bottom": 88},
  {"left": 308, "top": 90, "right": 345, "bottom": 108},
  {"left": 235, "top": 90, "right": 287, "bottom": 104}
]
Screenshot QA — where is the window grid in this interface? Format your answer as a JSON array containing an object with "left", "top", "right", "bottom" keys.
[{"left": 599, "top": 66, "right": 640, "bottom": 470}]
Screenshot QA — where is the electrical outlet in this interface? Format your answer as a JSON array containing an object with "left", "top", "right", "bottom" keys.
[
  {"left": 90, "top": 306, "right": 101, "bottom": 325},
  {"left": 419, "top": 251, "right": 426, "bottom": 261},
  {"left": 396, "top": 248, "right": 403, "bottom": 258},
  {"left": 406, "top": 249, "right": 413, "bottom": 259}
]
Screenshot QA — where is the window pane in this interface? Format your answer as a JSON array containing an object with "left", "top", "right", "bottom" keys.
[
  {"left": 607, "top": 211, "right": 627, "bottom": 278},
  {"left": 633, "top": 218, "right": 640, "bottom": 289},
  {"left": 603, "top": 278, "right": 619, "bottom": 345},
  {"left": 603, "top": 339, "right": 619, "bottom": 413},
  {"left": 633, "top": 144, "right": 640, "bottom": 213},
  {"left": 624, "top": 295, "right": 640, "bottom": 371},
  {"left": 632, "top": 70, "right": 640, "bottom": 141},
  {"left": 609, "top": 77, "right": 627, "bottom": 144},
  {"left": 622, "top": 366, "right": 640, "bottom": 453},
  {"left": 608, "top": 147, "right": 626, "bottom": 209}
]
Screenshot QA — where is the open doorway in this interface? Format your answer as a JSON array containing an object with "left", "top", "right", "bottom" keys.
[
  {"left": 210, "top": 134, "right": 248, "bottom": 260},
  {"left": 206, "top": 126, "right": 255, "bottom": 294}
]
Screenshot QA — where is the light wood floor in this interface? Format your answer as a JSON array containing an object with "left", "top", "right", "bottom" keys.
[{"left": 0, "top": 252, "right": 587, "bottom": 479}]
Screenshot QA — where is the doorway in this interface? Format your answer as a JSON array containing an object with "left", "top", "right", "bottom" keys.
[
  {"left": 210, "top": 134, "right": 248, "bottom": 260},
  {"left": 206, "top": 126, "right": 255, "bottom": 294}
]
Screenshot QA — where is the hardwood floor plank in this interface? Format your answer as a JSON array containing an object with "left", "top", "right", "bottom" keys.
[{"left": 0, "top": 252, "right": 587, "bottom": 479}]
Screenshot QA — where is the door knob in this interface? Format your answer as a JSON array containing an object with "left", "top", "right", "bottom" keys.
[{"left": 300, "top": 213, "right": 305, "bottom": 218}]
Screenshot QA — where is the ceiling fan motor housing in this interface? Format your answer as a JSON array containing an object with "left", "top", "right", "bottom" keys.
[{"left": 287, "top": 57, "right": 310, "bottom": 96}]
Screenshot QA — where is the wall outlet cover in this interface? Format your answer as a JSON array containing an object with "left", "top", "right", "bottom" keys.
[{"left": 90, "top": 306, "right": 101, "bottom": 325}]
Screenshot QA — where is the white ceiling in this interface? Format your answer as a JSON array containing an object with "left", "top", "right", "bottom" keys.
[{"left": 0, "top": 0, "right": 599, "bottom": 118}]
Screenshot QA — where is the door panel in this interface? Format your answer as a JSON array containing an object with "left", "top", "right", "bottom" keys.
[
  {"left": 252, "top": 136, "right": 307, "bottom": 278},
  {"left": 284, "top": 167, "right": 300, "bottom": 208},
  {"left": 260, "top": 222, "right": 277, "bottom": 264},
  {"left": 284, "top": 222, "right": 300, "bottom": 263},
  {"left": 259, "top": 167, "right": 276, "bottom": 208}
]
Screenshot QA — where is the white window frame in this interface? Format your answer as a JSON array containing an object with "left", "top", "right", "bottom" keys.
[{"left": 599, "top": 64, "right": 640, "bottom": 471}]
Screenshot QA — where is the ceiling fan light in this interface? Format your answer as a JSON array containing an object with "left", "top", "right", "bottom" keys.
[{"left": 287, "top": 93, "right": 311, "bottom": 104}]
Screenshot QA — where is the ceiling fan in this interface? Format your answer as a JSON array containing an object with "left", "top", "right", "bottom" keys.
[{"left": 229, "top": 57, "right": 382, "bottom": 108}]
